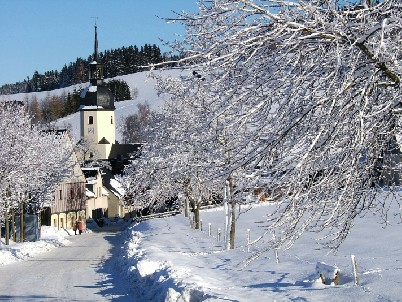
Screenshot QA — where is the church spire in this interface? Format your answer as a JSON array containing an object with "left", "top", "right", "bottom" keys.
[
  {"left": 94, "top": 24, "right": 99, "bottom": 62},
  {"left": 88, "top": 23, "right": 104, "bottom": 86}
]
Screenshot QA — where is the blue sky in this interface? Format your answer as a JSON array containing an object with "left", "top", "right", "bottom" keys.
[{"left": 0, "top": 0, "right": 197, "bottom": 86}]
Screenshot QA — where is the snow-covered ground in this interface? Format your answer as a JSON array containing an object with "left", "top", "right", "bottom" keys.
[
  {"left": 0, "top": 226, "right": 73, "bottom": 266},
  {"left": 117, "top": 202, "right": 402, "bottom": 301},
  {"left": 3, "top": 201, "right": 400, "bottom": 301}
]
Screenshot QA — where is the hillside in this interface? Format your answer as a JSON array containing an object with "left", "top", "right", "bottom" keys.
[{"left": 1, "top": 68, "right": 185, "bottom": 142}]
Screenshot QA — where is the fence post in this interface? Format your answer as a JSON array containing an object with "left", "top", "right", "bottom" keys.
[
  {"left": 200, "top": 219, "right": 203, "bottom": 231},
  {"left": 208, "top": 223, "right": 211, "bottom": 236},
  {"left": 351, "top": 255, "right": 360, "bottom": 286},
  {"left": 218, "top": 228, "right": 221, "bottom": 242},
  {"left": 275, "top": 248, "right": 280, "bottom": 264}
]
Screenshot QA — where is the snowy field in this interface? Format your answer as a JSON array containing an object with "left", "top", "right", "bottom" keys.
[
  {"left": 1, "top": 200, "right": 401, "bottom": 301},
  {"left": 118, "top": 201, "right": 402, "bottom": 301}
]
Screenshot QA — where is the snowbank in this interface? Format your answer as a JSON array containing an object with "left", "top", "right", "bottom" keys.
[
  {"left": 118, "top": 227, "right": 208, "bottom": 301},
  {"left": 0, "top": 226, "right": 71, "bottom": 266}
]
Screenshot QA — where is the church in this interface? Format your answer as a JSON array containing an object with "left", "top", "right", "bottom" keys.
[
  {"left": 78, "top": 25, "right": 141, "bottom": 171},
  {"left": 78, "top": 25, "right": 140, "bottom": 218}
]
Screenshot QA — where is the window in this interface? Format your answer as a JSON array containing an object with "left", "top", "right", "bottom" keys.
[
  {"left": 111, "top": 116, "right": 113, "bottom": 124},
  {"left": 59, "top": 189, "right": 62, "bottom": 200},
  {"left": 88, "top": 116, "right": 94, "bottom": 124}
]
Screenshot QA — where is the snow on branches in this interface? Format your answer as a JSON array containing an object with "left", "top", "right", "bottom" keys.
[
  {"left": 123, "top": 0, "right": 401, "bottom": 254},
  {"left": 0, "top": 102, "right": 74, "bottom": 225}
]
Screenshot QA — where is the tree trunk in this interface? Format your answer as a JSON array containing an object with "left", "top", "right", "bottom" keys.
[
  {"left": 11, "top": 208, "right": 16, "bottom": 242},
  {"left": 228, "top": 175, "right": 236, "bottom": 250},
  {"left": 184, "top": 180, "right": 198, "bottom": 228},
  {"left": 184, "top": 197, "right": 189, "bottom": 218},
  {"left": 5, "top": 209, "right": 9, "bottom": 246},
  {"left": 229, "top": 199, "right": 236, "bottom": 249},
  {"left": 224, "top": 181, "right": 231, "bottom": 250},
  {"left": 20, "top": 201, "right": 24, "bottom": 243},
  {"left": 194, "top": 199, "right": 200, "bottom": 229}
]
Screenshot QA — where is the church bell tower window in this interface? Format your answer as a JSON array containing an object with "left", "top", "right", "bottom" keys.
[{"left": 88, "top": 116, "right": 94, "bottom": 125}]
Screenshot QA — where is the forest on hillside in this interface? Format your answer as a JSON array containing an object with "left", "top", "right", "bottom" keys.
[
  {"left": 25, "top": 79, "right": 134, "bottom": 124},
  {"left": 0, "top": 44, "right": 177, "bottom": 95}
]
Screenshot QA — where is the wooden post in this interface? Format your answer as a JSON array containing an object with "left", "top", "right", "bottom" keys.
[
  {"left": 217, "top": 228, "right": 221, "bottom": 242},
  {"left": 275, "top": 249, "right": 280, "bottom": 264},
  {"left": 351, "top": 255, "right": 360, "bottom": 286},
  {"left": 272, "top": 231, "right": 280, "bottom": 263},
  {"left": 200, "top": 219, "right": 203, "bottom": 231}
]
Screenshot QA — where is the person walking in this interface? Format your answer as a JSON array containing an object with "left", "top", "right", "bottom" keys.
[
  {"left": 74, "top": 220, "right": 78, "bottom": 235},
  {"left": 77, "top": 218, "right": 84, "bottom": 235}
]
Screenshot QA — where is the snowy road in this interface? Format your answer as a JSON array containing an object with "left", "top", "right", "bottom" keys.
[{"left": 0, "top": 228, "right": 135, "bottom": 302}]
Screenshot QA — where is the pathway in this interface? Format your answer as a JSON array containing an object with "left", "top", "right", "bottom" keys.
[{"left": 0, "top": 228, "right": 135, "bottom": 301}]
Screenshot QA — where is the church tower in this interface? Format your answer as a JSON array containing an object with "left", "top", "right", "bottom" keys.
[{"left": 79, "top": 25, "right": 116, "bottom": 160}]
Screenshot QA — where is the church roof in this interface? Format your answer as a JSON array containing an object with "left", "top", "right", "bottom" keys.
[
  {"left": 80, "top": 25, "right": 115, "bottom": 110},
  {"left": 109, "top": 143, "right": 141, "bottom": 159},
  {"left": 80, "top": 85, "right": 115, "bottom": 110},
  {"left": 98, "top": 137, "right": 111, "bottom": 144}
]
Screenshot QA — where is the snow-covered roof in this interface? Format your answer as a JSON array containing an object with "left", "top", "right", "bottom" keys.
[
  {"left": 102, "top": 187, "right": 109, "bottom": 196},
  {"left": 82, "top": 167, "right": 101, "bottom": 171},
  {"left": 86, "top": 178, "right": 97, "bottom": 185},
  {"left": 80, "top": 85, "right": 98, "bottom": 98},
  {"left": 78, "top": 105, "right": 104, "bottom": 110},
  {"left": 110, "top": 178, "right": 125, "bottom": 198},
  {"left": 85, "top": 188, "right": 96, "bottom": 198}
]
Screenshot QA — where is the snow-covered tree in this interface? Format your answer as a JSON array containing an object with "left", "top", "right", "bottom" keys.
[
  {"left": 0, "top": 102, "right": 73, "bottom": 244},
  {"left": 156, "top": 0, "right": 401, "bottom": 254},
  {"left": 120, "top": 103, "right": 153, "bottom": 144},
  {"left": 122, "top": 69, "right": 255, "bottom": 250}
]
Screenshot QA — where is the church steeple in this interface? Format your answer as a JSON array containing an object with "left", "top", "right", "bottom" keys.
[
  {"left": 79, "top": 24, "right": 116, "bottom": 160},
  {"left": 94, "top": 24, "right": 99, "bottom": 62},
  {"left": 89, "top": 25, "right": 104, "bottom": 86},
  {"left": 80, "top": 24, "right": 115, "bottom": 111}
]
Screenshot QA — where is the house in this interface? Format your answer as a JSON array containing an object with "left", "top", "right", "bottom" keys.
[
  {"left": 82, "top": 167, "right": 109, "bottom": 219},
  {"left": 40, "top": 130, "right": 87, "bottom": 231}
]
